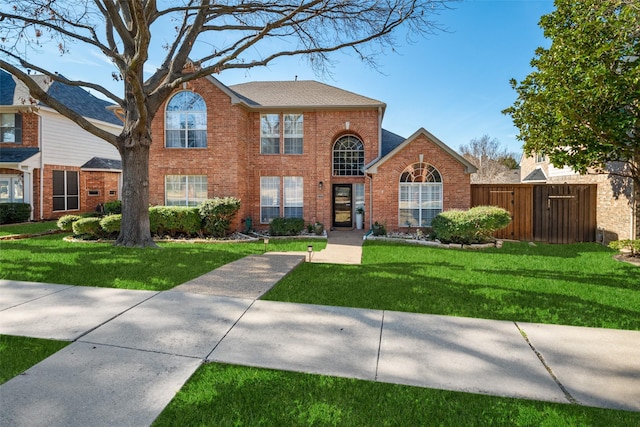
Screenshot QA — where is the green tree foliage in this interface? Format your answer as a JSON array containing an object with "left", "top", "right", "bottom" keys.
[{"left": 504, "top": 0, "right": 639, "bottom": 191}]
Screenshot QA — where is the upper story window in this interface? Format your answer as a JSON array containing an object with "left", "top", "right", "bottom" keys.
[
  {"left": 333, "top": 135, "right": 364, "bottom": 176},
  {"left": 165, "top": 91, "right": 207, "bottom": 148},
  {"left": 1, "top": 113, "right": 22, "bottom": 144},
  {"left": 284, "top": 114, "right": 303, "bottom": 154},
  {"left": 261, "top": 114, "right": 280, "bottom": 154},
  {"left": 535, "top": 153, "right": 546, "bottom": 163},
  {"left": 260, "top": 113, "right": 304, "bottom": 154}
]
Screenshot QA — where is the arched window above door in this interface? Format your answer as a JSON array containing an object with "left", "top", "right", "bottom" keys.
[{"left": 332, "top": 135, "right": 364, "bottom": 176}]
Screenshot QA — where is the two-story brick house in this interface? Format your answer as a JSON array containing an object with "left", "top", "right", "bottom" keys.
[
  {"left": 148, "top": 76, "right": 476, "bottom": 231},
  {"left": 0, "top": 70, "right": 122, "bottom": 220}
]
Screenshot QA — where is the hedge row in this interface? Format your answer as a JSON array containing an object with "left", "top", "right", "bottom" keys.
[
  {"left": 431, "top": 206, "right": 511, "bottom": 244},
  {"left": 58, "top": 197, "right": 241, "bottom": 239},
  {"left": 0, "top": 203, "right": 31, "bottom": 225}
]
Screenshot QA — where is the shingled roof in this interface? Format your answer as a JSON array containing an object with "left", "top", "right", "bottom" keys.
[
  {"left": 0, "top": 70, "right": 121, "bottom": 126},
  {"left": 228, "top": 81, "right": 385, "bottom": 109}
]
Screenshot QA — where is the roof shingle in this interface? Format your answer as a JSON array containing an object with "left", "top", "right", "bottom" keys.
[{"left": 228, "top": 81, "right": 385, "bottom": 108}]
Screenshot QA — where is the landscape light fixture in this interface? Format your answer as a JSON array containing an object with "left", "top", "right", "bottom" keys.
[
  {"left": 264, "top": 237, "right": 269, "bottom": 252},
  {"left": 307, "top": 245, "right": 313, "bottom": 262}
]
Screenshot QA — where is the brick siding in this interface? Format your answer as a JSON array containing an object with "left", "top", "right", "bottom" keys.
[{"left": 371, "top": 133, "right": 472, "bottom": 230}]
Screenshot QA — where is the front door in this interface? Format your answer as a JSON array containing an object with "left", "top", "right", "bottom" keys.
[{"left": 333, "top": 184, "right": 352, "bottom": 228}]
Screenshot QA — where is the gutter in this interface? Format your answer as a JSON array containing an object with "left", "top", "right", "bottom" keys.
[{"left": 39, "top": 114, "right": 44, "bottom": 220}]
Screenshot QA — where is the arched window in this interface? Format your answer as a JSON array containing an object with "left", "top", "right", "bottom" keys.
[
  {"left": 333, "top": 135, "right": 364, "bottom": 176},
  {"left": 165, "top": 91, "right": 207, "bottom": 148},
  {"left": 399, "top": 163, "right": 443, "bottom": 227}
]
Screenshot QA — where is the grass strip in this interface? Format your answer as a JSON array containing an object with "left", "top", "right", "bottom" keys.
[
  {"left": 0, "top": 234, "right": 324, "bottom": 291},
  {"left": 0, "top": 221, "right": 59, "bottom": 237},
  {"left": 0, "top": 335, "right": 70, "bottom": 384},
  {"left": 153, "top": 363, "right": 640, "bottom": 426},
  {"left": 264, "top": 241, "right": 640, "bottom": 330}
]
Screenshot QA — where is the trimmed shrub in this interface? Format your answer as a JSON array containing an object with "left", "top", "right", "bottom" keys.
[
  {"left": 199, "top": 197, "right": 241, "bottom": 237},
  {"left": 609, "top": 239, "right": 640, "bottom": 257},
  {"left": 149, "top": 206, "right": 202, "bottom": 237},
  {"left": 104, "top": 200, "right": 122, "bottom": 215},
  {"left": 432, "top": 206, "right": 511, "bottom": 244},
  {"left": 57, "top": 215, "right": 82, "bottom": 231},
  {"left": 100, "top": 214, "right": 121, "bottom": 235},
  {"left": 0, "top": 203, "right": 31, "bottom": 224},
  {"left": 372, "top": 221, "right": 387, "bottom": 236},
  {"left": 269, "top": 217, "right": 305, "bottom": 236},
  {"left": 72, "top": 217, "right": 103, "bottom": 238}
]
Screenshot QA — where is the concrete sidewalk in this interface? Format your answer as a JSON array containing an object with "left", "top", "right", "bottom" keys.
[{"left": 1, "top": 238, "right": 639, "bottom": 426}]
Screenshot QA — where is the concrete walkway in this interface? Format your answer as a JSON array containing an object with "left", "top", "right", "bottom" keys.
[{"left": 1, "top": 232, "right": 639, "bottom": 426}]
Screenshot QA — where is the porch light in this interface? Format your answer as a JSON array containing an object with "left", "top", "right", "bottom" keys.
[
  {"left": 264, "top": 238, "right": 269, "bottom": 252},
  {"left": 307, "top": 245, "right": 313, "bottom": 262}
]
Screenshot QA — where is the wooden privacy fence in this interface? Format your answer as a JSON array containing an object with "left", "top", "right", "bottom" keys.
[{"left": 471, "top": 184, "right": 597, "bottom": 243}]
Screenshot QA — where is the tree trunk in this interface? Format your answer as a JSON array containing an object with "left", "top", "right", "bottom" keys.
[{"left": 115, "top": 134, "right": 158, "bottom": 248}]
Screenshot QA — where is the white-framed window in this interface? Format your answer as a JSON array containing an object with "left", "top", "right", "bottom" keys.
[
  {"left": 398, "top": 163, "right": 443, "bottom": 227},
  {"left": 260, "top": 176, "right": 304, "bottom": 223},
  {"left": 1, "top": 113, "right": 22, "bottom": 143},
  {"left": 260, "top": 176, "right": 280, "bottom": 223},
  {"left": 52, "top": 170, "right": 79, "bottom": 211},
  {"left": 0, "top": 175, "right": 24, "bottom": 203},
  {"left": 165, "top": 91, "right": 207, "bottom": 148},
  {"left": 165, "top": 175, "right": 207, "bottom": 206},
  {"left": 284, "top": 114, "right": 303, "bottom": 154},
  {"left": 260, "top": 113, "right": 304, "bottom": 154},
  {"left": 535, "top": 152, "right": 546, "bottom": 163},
  {"left": 260, "top": 114, "right": 280, "bottom": 154},
  {"left": 333, "top": 135, "right": 364, "bottom": 176},
  {"left": 284, "top": 176, "right": 303, "bottom": 218}
]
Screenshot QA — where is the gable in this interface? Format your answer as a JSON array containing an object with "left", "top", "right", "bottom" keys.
[{"left": 366, "top": 127, "right": 477, "bottom": 174}]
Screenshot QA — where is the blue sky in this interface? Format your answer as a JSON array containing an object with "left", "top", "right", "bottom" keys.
[
  {"left": 217, "top": 0, "right": 556, "bottom": 157},
  {"left": 33, "top": 0, "right": 556, "bottom": 157}
]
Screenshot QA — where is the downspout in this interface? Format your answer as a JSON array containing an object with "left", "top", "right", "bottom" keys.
[
  {"left": 39, "top": 114, "right": 44, "bottom": 220},
  {"left": 367, "top": 173, "right": 373, "bottom": 230}
]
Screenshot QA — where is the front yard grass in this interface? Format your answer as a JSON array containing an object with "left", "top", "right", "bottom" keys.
[
  {"left": 0, "top": 221, "right": 59, "bottom": 237},
  {"left": 264, "top": 241, "right": 640, "bottom": 330},
  {"left": 0, "top": 234, "right": 324, "bottom": 291},
  {"left": 0, "top": 335, "right": 69, "bottom": 384},
  {"left": 152, "top": 363, "right": 640, "bottom": 426},
  {"left": 2, "top": 236, "right": 639, "bottom": 425}
]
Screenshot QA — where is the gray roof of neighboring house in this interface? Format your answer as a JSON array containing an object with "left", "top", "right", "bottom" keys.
[
  {"left": 81, "top": 157, "right": 122, "bottom": 170},
  {"left": 228, "top": 80, "right": 385, "bottom": 109},
  {"left": 0, "top": 147, "right": 39, "bottom": 163},
  {"left": 0, "top": 70, "right": 121, "bottom": 126},
  {"left": 522, "top": 168, "right": 547, "bottom": 182}
]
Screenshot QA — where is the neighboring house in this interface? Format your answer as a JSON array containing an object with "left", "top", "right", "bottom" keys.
[
  {"left": 521, "top": 153, "right": 638, "bottom": 243},
  {"left": 0, "top": 70, "right": 122, "bottom": 220},
  {"left": 148, "top": 77, "right": 476, "bottom": 231}
]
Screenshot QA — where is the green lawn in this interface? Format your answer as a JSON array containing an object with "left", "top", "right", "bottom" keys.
[
  {"left": 264, "top": 241, "right": 640, "bottom": 330},
  {"left": 0, "top": 335, "right": 70, "bottom": 384},
  {"left": 2, "top": 234, "right": 638, "bottom": 424},
  {"left": 152, "top": 363, "right": 640, "bottom": 426},
  {"left": 0, "top": 221, "right": 59, "bottom": 237},
  {"left": 0, "top": 233, "right": 325, "bottom": 290}
]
